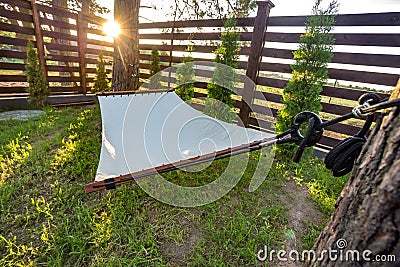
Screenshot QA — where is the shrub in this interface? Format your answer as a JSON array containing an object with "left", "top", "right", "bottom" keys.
[
  {"left": 276, "top": 0, "right": 338, "bottom": 157},
  {"left": 175, "top": 46, "right": 195, "bottom": 102},
  {"left": 148, "top": 47, "right": 163, "bottom": 89},
  {"left": 205, "top": 19, "right": 239, "bottom": 122},
  {"left": 93, "top": 51, "right": 110, "bottom": 92},
  {"left": 25, "top": 41, "right": 49, "bottom": 107}
]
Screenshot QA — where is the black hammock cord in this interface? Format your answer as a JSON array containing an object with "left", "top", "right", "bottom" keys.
[{"left": 84, "top": 92, "right": 400, "bottom": 193}]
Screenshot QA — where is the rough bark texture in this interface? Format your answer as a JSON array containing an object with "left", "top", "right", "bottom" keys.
[
  {"left": 112, "top": 0, "right": 140, "bottom": 91},
  {"left": 310, "top": 83, "right": 400, "bottom": 266}
]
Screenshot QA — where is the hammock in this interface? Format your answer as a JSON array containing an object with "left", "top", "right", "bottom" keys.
[
  {"left": 84, "top": 90, "right": 276, "bottom": 193},
  {"left": 84, "top": 89, "right": 398, "bottom": 193}
]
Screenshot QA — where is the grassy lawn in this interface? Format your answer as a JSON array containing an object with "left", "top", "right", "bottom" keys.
[{"left": 0, "top": 105, "right": 347, "bottom": 266}]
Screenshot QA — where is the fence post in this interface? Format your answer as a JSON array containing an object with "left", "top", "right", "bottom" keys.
[
  {"left": 239, "top": 0, "right": 274, "bottom": 127},
  {"left": 77, "top": 11, "right": 88, "bottom": 94},
  {"left": 30, "top": 0, "right": 47, "bottom": 78}
]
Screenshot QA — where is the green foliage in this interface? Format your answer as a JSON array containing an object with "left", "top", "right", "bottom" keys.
[
  {"left": 205, "top": 19, "right": 239, "bottom": 122},
  {"left": 25, "top": 41, "right": 50, "bottom": 107},
  {"left": 175, "top": 46, "right": 195, "bottom": 102},
  {"left": 276, "top": 0, "right": 338, "bottom": 157},
  {"left": 148, "top": 47, "right": 162, "bottom": 89},
  {"left": 92, "top": 51, "right": 110, "bottom": 93}
]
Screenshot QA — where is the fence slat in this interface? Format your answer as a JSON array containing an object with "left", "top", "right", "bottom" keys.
[
  {"left": 0, "top": 8, "right": 33, "bottom": 23},
  {"left": 268, "top": 12, "right": 400, "bottom": 27},
  {"left": 0, "top": 22, "right": 34, "bottom": 35}
]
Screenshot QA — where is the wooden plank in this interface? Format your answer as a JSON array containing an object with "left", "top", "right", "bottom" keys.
[
  {"left": 0, "top": 0, "right": 31, "bottom": 10},
  {"left": 248, "top": 117, "right": 274, "bottom": 131},
  {"left": 253, "top": 90, "right": 282, "bottom": 103},
  {"left": 264, "top": 32, "right": 400, "bottom": 47},
  {"left": 45, "top": 42, "right": 79, "bottom": 52},
  {"left": 49, "top": 86, "right": 82, "bottom": 93},
  {"left": 0, "top": 86, "right": 26, "bottom": 94},
  {"left": 322, "top": 86, "right": 389, "bottom": 101},
  {"left": 139, "top": 17, "right": 255, "bottom": 29},
  {"left": 47, "top": 76, "right": 81, "bottom": 82},
  {"left": 332, "top": 52, "right": 400, "bottom": 69},
  {"left": 256, "top": 77, "right": 389, "bottom": 101},
  {"left": 0, "top": 22, "right": 35, "bottom": 35},
  {"left": 262, "top": 48, "right": 400, "bottom": 68},
  {"left": 77, "top": 12, "right": 87, "bottom": 94},
  {"left": 0, "top": 75, "right": 27, "bottom": 82},
  {"left": 46, "top": 54, "right": 80, "bottom": 63},
  {"left": 83, "top": 13, "right": 107, "bottom": 26},
  {"left": 39, "top": 17, "right": 77, "bottom": 31},
  {"left": 41, "top": 30, "right": 78, "bottom": 42},
  {"left": 0, "top": 8, "right": 33, "bottom": 23},
  {"left": 259, "top": 63, "right": 399, "bottom": 86},
  {"left": 252, "top": 104, "right": 278, "bottom": 117},
  {"left": 0, "top": 36, "right": 33, "bottom": 46},
  {"left": 86, "top": 27, "right": 106, "bottom": 37},
  {"left": 268, "top": 12, "right": 400, "bottom": 27},
  {"left": 329, "top": 68, "right": 399, "bottom": 87},
  {"left": 324, "top": 123, "right": 360, "bottom": 136},
  {"left": 240, "top": 1, "right": 274, "bottom": 126},
  {"left": 85, "top": 47, "right": 113, "bottom": 57},
  {"left": 85, "top": 38, "right": 112, "bottom": 47},
  {"left": 138, "top": 32, "right": 253, "bottom": 41},
  {"left": 30, "top": 0, "right": 47, "bottom": 77},
  {"left": 321, "top": 102, "right": 353, "bottom": 115},
  {"left": 0, "top": 62, "right": 25, "bottom": 70},
  {"left": 36, "top": 4, "right": 77, "bottom": 19},
  {"left": 0, "top": 50, "right": 26, "bottom": 59},
  {"left": 319, "top": 136, "right": 340, "bottom": 148},
  {"left": 46, "top": 65, "right": 80, "bottom": 72}
]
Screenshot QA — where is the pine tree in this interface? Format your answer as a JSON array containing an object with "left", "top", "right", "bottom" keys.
[
  {"left": 93, "top": 51, "right": 110, "bottom": 92},
  {"left": 276, "top": 0, "right": 338, "bottom": 157},
  {"left": 175, "top": 46, "right": 195, "bottom": 102},
  {"left": 148, "top": 47, "right": 162, "bottom": 89},
  {"left": 205, "top": 18, "right": 240, "bottom": 122},
  {"left": 25, "top": 41, "right": 50, "bottom": 107}
]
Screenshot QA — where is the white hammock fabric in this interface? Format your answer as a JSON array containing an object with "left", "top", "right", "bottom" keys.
[{"left": 88, "top": 91, "right": 275, "bottom": 192}]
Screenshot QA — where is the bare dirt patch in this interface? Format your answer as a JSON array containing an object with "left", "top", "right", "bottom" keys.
[{"left": 275, "top": 179, "right": 324, "bottom": 267}]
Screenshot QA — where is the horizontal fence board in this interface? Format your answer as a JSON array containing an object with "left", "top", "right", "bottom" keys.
[
  {"left": 322, "top": 102, "right": 353, "bottom": 115},
  {"left": 45, "top": 42, "right": 79, "bottom": 52},
  {"left": 86, "top": 38, "right": 113, "bottom": 47},
  {"left": 0, "top": 86, "right": 26, "bottom": 94},
  {"left": 0, "top": 75, "right": 26, "bottom": 82},
  {"left": 0, "top": 22, "right": 35, "bottom": 35},
  {"left": 262, "top": 48, "right": 400, "bottom": 69},
  {"left": 37, "top": 4, "right": 77, "bottom": 19},
  {"left": 268, "top": 12, "right": 400, "bottom": 27},
  {"left": 0, "top": 0, "right": 31, "bottom": 10},
  {"left": 46, "top": 54, "right": 80, "bottom": 63},
  {"left": 264, "top": 32, "right": 400, "bottom": 47},
  {"left": 47, "top": 76, "right": 80, "bottom": 82},
  {"left": 84, "top": 13, "right": 107, "bottom": 26},
  {"left": 85, "top": 47, "right": 113, "bottom": 57},
  {"left": 0, "top": 50, "right": 26, "bottom": 59},
  {"left": 139, "top": 17, "right": 255, "bottom": 29},
  {"left": 256, "top": 77, "right": 390, "bottom": 101},
  {"left": 0, "top": 36, "right": 33, "bottom": 46},
  {"left": 46, "top": 65, "right": 80, "bottom": 72},
  {"left": 39, "top": 16, "right": 77, "bottom": 30},
  {"left": 248, "top": 117, "right": 274, "bottom": 131},
  {"left": 49, "top": 86, "right": 82, "bottom": 93},
  {"left": 259, "top": 62, "right": 398, "bottom": 86},
  {"left": 139, "top": 32, "right": 253, "bottom": 41},
  {"left": 329, "top": 68, "right": 399, "bottom": 87},
  {"left": 0, "top": 62, "right": 25, "bottom": 70},
  {"left": 0, "top": 8, "right": 33, "bottom": 23},
  {"left": 42, "top": 30, "right": 78, "bottom": 42}
]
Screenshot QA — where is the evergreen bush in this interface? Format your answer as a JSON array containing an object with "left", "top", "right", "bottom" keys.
[
  {"left": 93, "top": 51, "right": 110, "bottom": 92},
  {"left": 276, "top": 0, "right": 338, "bottom": 157},
  {"left": 205, "top": 19, "right": 240, "bottom": 122},
  {"left": 148, "top": 47, "right": 162, "bottom": 89},
  {"left": 175, "top": 46, "right": 195, "bottom": 102},
  {"left": 25, "top": 41, "right": 49, "bottom": 107}
]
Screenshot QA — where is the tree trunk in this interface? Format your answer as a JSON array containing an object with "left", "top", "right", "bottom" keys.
[
  {"left": 112, "top": 0, "right": 140, "bottom": 91},
  {"left": 310, "top": 81, "right": 400, "bottom": 266}
]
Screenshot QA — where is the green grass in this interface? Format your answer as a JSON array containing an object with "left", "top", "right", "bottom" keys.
[{"left": 0, "top": 105, "right": 346, "bottom": 266}]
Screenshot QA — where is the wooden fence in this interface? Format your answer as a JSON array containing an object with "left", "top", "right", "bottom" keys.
[{"left": 0, "top": 0, "right": 399, "bottom": 148}]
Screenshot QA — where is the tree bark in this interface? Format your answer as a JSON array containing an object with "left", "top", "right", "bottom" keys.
[
  {"left": 112, "top": 0, "right": 140, "bottom": 91},
  {"left": 310, "top": 81, "right": 400, "bottom": 266}
]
